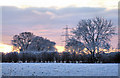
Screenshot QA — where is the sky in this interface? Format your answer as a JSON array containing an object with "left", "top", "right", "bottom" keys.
[{"left": 0, "top": 0, "right": 119, "bottom": 52}]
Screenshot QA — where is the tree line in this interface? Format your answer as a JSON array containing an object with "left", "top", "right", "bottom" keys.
[{"left": 1, "top": 51, "right": 120, "bottom": 63}]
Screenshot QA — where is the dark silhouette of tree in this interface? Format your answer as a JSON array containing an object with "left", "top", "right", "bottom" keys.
[
  {"left": 66, "top": 38, "right": 85, "bottom": 53},
  {"left": 114, "top": 52, "right": 120, "bottom": 63},
  {"left": 27, "top": 36, "right": 56, "bottom": 51},
  {"left": 61, "top": 52, "right": 71, "bottom": 63},
  {"left": 12, "top": 32, "right": 56, "bottom": 52},
  {"left": 12, "top": 32, "right": 34, "bottom": 51}
]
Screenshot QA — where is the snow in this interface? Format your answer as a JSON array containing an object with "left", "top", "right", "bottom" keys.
[{"left": 1, "top": 63, "right": 118, "bottom": 76}]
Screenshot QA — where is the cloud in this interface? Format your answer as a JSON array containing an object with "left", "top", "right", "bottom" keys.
[
  {"left": 2, "top": 6, "right": 118, "bottom": 47},
  {"left": 0, "top": 0, "right": 118, "bottom": 10}
]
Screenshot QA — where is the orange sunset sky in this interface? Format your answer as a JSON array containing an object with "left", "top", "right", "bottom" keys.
[{"left": 0, "top": 0, "right": 119, "bottom": 52}]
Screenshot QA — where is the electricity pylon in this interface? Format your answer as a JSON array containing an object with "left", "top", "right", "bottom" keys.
[{"left": 61, "top": 25, "right": 72, "bottom": 52}]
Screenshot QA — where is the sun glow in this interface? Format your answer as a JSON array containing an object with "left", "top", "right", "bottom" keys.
[
  {"left": 0, "top": 43, "right": 119, "bottom": 53},
  {"left": 0, "top": 44, "right": 65, "bottom": 53},
  {"left": 0, "top": 43, "right": 13, "bottom": 53},
  {"left": 55, "top": 45, "right": 65, "bottom": 52}
]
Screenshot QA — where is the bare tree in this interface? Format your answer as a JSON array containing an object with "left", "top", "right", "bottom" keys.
[
  {"left": 12, "top": 32, "right": 35, "bottom": 51},
  {"left": 72, "top": 17, "right": 116, "bottom": 62}
]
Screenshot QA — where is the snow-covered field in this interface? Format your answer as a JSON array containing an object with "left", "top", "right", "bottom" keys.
[{"left": 1, "top": 63, "right": 118, "bottom": 76}]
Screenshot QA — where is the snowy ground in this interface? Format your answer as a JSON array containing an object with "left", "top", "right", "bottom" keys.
[{"left": 1, "top": 63, "right": 118, "bottom": 76}]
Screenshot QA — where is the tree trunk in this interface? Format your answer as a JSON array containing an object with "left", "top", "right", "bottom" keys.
[{"left": 91, "top": 52, "right": 95, "bottom": 63}]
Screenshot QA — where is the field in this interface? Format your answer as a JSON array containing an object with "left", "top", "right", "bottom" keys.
[{"left": 1, "top": 63, "right": 118, "bottom": 76}]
